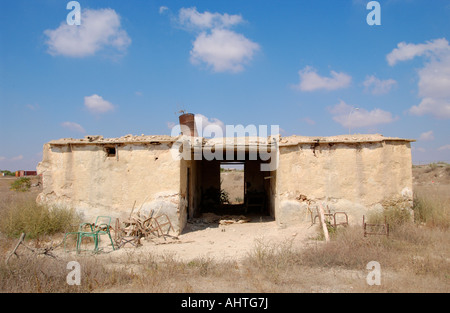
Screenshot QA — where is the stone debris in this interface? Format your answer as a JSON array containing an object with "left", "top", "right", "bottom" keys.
[
  {"left": 278, "top": 134, "right": 414, "bottom": 146},
  {"left": 219, "top": 216, "right": 251, "bottom": 225},
  {"left": 48, "top": 133, "right": 415, "bottom": 146},
  {"left": 189, "top": 213, "right": 251, "bottom": 226},
  {"left": 49, "top": 134, "right": 177, "bottom": 145}
]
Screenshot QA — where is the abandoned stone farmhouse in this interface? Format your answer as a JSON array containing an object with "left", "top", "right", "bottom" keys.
[{"left": 37, "top": 114, "right": 414, "bottom": 234}]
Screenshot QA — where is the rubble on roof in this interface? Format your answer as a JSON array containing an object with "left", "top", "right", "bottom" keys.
[
  {"left": 278, "top": 134, "right": 415, "bottom": 146},
  {"left": 49, "top": 134, "right": 177, "bottom": 145},
  {"left": 48, "top": 133, "right": 414, "bottom": 146}
]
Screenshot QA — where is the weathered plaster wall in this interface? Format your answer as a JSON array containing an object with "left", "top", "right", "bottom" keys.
[
  {"left": 37, "top": 135, "right": 414, "bottom": 233},
  {"left": 276, "top": 140, "right": 413, "bottom": 227},
  {"left": 37, "top": 143, "right": 183, "bottom": 234}
]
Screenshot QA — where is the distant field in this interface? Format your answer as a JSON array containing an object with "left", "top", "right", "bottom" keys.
[
  {"left": 220, "top": 170, "right": 244, "bottom": 204},
  {"left": 0, "top": 176, "right": 41, "bottom": 199}
]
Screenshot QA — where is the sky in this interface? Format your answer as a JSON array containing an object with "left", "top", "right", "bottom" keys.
[{"left": 1, "top": 0, "right": 450, "bottom": 171}]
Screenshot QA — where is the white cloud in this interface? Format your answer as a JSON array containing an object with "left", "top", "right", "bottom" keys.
[
  {"left": 418, "top": 130, "right": 434, "bottom": 141},
  {"left": 84, "top": 94, "right": 115, "bottom": 114},
  {"left": 438, "top": 144, "right": 450, "bottom": 151},
  {"left": 195, "top": 114, "right": 225, "bottom": 137},
  {"left": 174, "top": 7, "right": 259, "bottom": 73},
  {"left": 26, "top": 104, "right": 39, "bottom": 111},
  {"left": 295, "top": 66, "right": 352, "bottom": 92},
  {"left": 168, "top": 115, "right": 225, "bottom": 137},
  {"left": 412, "top": 146, "right": 426, "bottom": 153},
  {"left": 363, "top": 75, "right": 397, "bottom": 95},
  {"left": 178, "top": 7, "right": 243, "bottom": 30},
  {"left": 386, "top": 38, "right": 449, "bottom": 66},
  {"left": 61, "top": 121, "right": 86, "bottom": 133},
  {"left": 329, "top": 100, "right": 397, "bottom": 129},
  {"left": 190, "top": 29, "right": 260, "bottom": 73},
  {"left": 0, "top": 155, "right": 24, "bottom": 162},
  {"left": 302, "top": 117, "right": 316, "bottom": 125},
  {"left": 410, "top": 53, "right": 450, "bottom": 118},
  {"left": 167, "top": 121, "right": 176, "bottom": 129},
  {"left": 44, "top": 8, "right": 131, "bottom": 58},
  {"left": 387, "top": 38, "right": 450, "bottom": 119},
  {"left": 159, "top": 6, "right": 169, "bottom": 15},
  {"left": 410, "top": 97, "right": 450, "bottom": 119},
  {"left": 11, "top": 155, "right": 24, "bottom": 161}
]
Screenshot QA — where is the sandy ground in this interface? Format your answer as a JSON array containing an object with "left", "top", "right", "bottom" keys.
[
  {"left": 61, "top": 169, "right": 316, "bottom": 262},
  {"left": 56, "top": 215, "right": 319, "bottom": 263}
]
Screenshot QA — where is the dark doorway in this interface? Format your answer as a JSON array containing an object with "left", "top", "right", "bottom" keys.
[{"left": 196, "top": 156, "right": 273, "bottom": 217}]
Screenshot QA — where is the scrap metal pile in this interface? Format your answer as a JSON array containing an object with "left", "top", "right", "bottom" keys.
[{"left": 114, "top": 210, "right": 175, "bottom": 248}]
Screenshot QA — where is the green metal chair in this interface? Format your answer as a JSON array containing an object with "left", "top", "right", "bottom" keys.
[{"left": 64, "top": 216, "right": 115, "bottom": 254}]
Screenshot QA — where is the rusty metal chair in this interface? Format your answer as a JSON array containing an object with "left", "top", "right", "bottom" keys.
[{"left": 363, "top": 215, "right": 389, "bottom": 237}]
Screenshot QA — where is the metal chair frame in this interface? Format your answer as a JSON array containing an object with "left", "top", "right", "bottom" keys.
[{"left": 64, "top": 216, "right": 115, "bottom": 254}]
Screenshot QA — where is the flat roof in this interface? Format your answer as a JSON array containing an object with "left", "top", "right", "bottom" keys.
[
  {"left": 48, "top": 135, "right": 176, "bottom": 145},
  {"left": 48, "top": 133, "right": 415, "bottom": 146},
  {"left": 278, "top": 134, "right": 415, "bottom": 146}
]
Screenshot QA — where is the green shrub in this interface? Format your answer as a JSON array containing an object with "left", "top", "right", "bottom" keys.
[
  {"left": 1, "top": 170, "right": 15, "bottom": 176},
  {"left": 10, "top": 178, "right": 31, "bottom": 192},
  {"left": 220, "top": 189, "right": 230, "bottom": 204}
]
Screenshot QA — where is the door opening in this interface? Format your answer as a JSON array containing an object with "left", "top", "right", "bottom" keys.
[
  {"left": 194, "top": 154, "right": 276, "bottom": 219},
  {"left": 220, "top": 162, "right": 244, "bottom": 205}
]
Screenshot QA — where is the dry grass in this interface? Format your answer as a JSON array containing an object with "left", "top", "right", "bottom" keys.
[
  {"left": 0, "top": 250, "right": 240, "bottom": 293},
  {"left": 0, "top": 189, "right": 79, "bottom": 240},
  {"left": 238, "top": 223, "right": 449, "bottom": 292},
  {"left": 0, "top": 255, "right": 136, "bottom": 293},
  {"left": 1, "top": 225, "right": 448, "bottom": 293},
  {"left": 413, "top": 185, "right": 450, "bottom": 229}
]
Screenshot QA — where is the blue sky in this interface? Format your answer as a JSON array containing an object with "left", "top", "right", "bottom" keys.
[{"left": 1, "top": 0, "right": 450, "bottom": 171}]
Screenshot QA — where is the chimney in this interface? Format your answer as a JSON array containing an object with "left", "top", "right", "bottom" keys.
[{"left": 178, "top": 113, "right": 198, "bottom": 137}]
